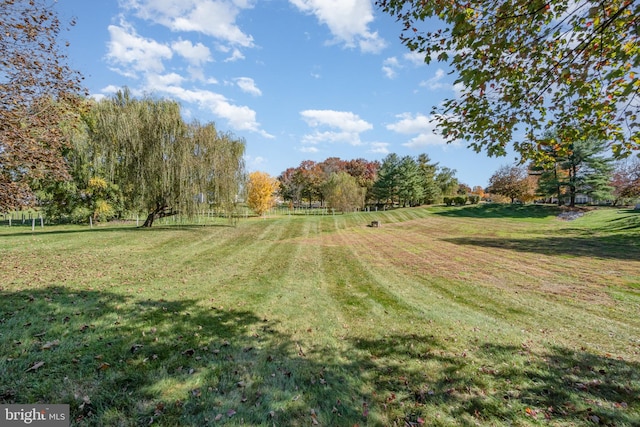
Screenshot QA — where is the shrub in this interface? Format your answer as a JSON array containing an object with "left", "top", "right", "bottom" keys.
[
  {"left": 93, "top": 199, "right": 115, "bottom": 222},
  {"left": 70, "top": 206, "right": 92, "bottom": 224},
  {"left": 454, "top": 196, "right": 467, "bottom": 205},
  {"left": 469, "top": 195, "right": 480, "bottom": 204}
]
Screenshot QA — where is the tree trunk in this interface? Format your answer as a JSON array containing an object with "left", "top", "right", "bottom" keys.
[
  {"left": 142, "top": 212, "right": 155, "bottom": 227},
  {"left": 569, "top": 184, "right": 576, "bottom": 207},
  {"left": 141, "top": 204, "right": 177, "bottom": 227}
]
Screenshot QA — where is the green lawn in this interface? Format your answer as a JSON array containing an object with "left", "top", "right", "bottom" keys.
[{"left": 1, "top": 205, "right": 639, "bottom": 426}]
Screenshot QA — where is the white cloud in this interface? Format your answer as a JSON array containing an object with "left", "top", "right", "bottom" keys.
[
  {"left": 369, "top": 142, "right": 389, "bottom": 154},
  {"left": 301, "top": 110, "right": 372, "bottom": 133},
  {"left": 123, "top": 0, "right": 255, "bottom": 47},
  {"left": 402, "top": 133, "right": 448, "bottom": 148},
  {"left": 106, "top": 23, "right": 173, "bottom": 75},
  {"left": 289, "top": 0, "right": 386, "bottom": 53},
  {"left": 148, "top": 84, "right": 272, "bottom": 138},
  {"left": 382, "top": 56, "right": 400, "bottom": 79},
  {"left": 386, "top": 112, "right": 448, "bottom": 148},
  {"left": 453, "top": 82, "right": 465, "bottom": 99},
  {"left": 300, "top": 146, "right": 319, "bottom": 153},
  {"left": 403, "top": 51, "right": 426, "bottom": 66},
  {"left": 245, "top": 155, "right": 267, "bottom": 170},
  {"left": 171, "top": 39, "right": 212, "bottom": 66},
  {"left": 387, "top": 112, "right": 433, "bottom": 134},
  {"left": 224, "top": 48, "right": 245, "bottom": 62},
  {"left": 235, "top": 77, "right": 262, "bottom": 96},
  {"left": 100, "top": 85, "right": 121, "bottom": 94},
  {"left": 420, "top": 68, "right": 447, "bottom": 90},
  {"left": 147, "top": 72, "right": 186, "bottom": 87},
  {"left": 300, "top": 109, "right": 372, "bottom": 146}
]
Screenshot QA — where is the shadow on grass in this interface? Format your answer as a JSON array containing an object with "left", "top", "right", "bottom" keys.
[
  {"left": 1, "top": 287, "right": 638, "bottom": 426},
  {"left": 0, "top": 286, "right": 372, "bottom": 426},
  {"left": 603, "top": 210, "right": 640, "bottom": 231},
  {"left": 442, "top": 233, "right": 639, "bottom": 261},
  {"left": 0, "top": 223, "right": 236, "bottom": 238},
  {"left": 348, "top": 335, "right": 640, "bottom": 426},
  {"left": 432, "top": 203, "right": 562, "bottom": 219}
]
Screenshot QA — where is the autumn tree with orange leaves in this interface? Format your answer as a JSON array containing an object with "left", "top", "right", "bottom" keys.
[{"left": 0, "top": 0, "right": 85, "bottom": 212}]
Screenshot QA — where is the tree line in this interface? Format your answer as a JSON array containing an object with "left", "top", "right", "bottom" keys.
[
  {"left": 3, "top": 0, "right": 638, "bottom": 224},
  {"left": 271, "top": 154, "right": 480, "bottom": 213},
  {"left": 486, "top": 136, "right": 640, "bottom": 207}
]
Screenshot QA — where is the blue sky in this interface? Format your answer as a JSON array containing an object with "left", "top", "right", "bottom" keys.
[{"left": 57, "top": 0, "right": 515, "bottom": 187}]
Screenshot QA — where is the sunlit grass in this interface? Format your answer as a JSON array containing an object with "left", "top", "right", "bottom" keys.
[{"left": 1, "top": 205, "right": 639, "bottom": 425}]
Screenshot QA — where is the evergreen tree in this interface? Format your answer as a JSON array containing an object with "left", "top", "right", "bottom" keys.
[
  {"left": 535, "top": 137, "right": 613, "bottom": 206},
  {"left": 373, "top": 153, "right": 401, "bottom": 206},
  {"left": 416, "top": 153, "right": 440, "bottom": 204},
  {"left": 397, "top": 156, "right": 424, "bottom": 207}
]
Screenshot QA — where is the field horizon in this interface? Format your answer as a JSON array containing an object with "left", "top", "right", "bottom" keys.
[{"left": 1, "top": 204, "right": 639, "bottom": 426}]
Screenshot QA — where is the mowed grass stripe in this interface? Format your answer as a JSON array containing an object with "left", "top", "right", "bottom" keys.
[{"left": 1, "top": 205, "right": 639, "bottom": 426}]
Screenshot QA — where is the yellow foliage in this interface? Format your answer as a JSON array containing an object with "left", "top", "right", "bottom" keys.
[
  {"left": 93, "top": 199, "right": 114, "bottom": 221},
  {"left": 247, "top": 171, "right": 278, "bottom": 216},
  {"left": 88, "top": 177, "right": 108, "bottom": 191}
]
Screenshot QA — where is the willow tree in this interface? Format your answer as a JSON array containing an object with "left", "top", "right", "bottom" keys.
[
  {"left": 87, "top": 90, "right": 245, "bottom": 227},
  {"left": 377, "top": 0, "right": 639, "bottom": 161},
  {"left": 202, "top": 128, "right": 246, "bottom": 220}
]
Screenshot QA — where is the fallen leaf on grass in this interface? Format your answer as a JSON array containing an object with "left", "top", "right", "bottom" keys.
[
  {"left": 41, "top": 340, "right": 60, "bottom": 350},
  {"left": 214, "top": 414, "right": 223, "bottom": 421},
  {"left": 227, "top": 409, "right": 236, "bottom": 417},
  {"left": 311, "top": 409, "right": 319, "bottom": 425},
  {"left": 96, "top": 362, "right": 110, "bottom": 371},
  {"left": 78, "top": 396, "right": 91, "bottom": 410},
  {"left": 25, "top": 361, "right": 44, "bottom": 372},
  {"left": 154, "top": 403, "right": 165, "bottom": 416},
  {"left": 525, "top": 407, "right": 538, "bottom": 418}
]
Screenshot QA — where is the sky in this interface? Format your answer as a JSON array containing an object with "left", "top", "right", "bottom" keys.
[{"left": 56, "top": 0, "right": 517, "bottom": 187}]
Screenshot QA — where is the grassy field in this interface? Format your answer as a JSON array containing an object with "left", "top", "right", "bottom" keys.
[{"left": 0, "top": 204, "right": 639, "bottom": 426}]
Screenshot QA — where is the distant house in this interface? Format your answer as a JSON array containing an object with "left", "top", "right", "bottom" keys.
[{"left": 550, "top": 194, "right": 597, "bottom": 205}]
